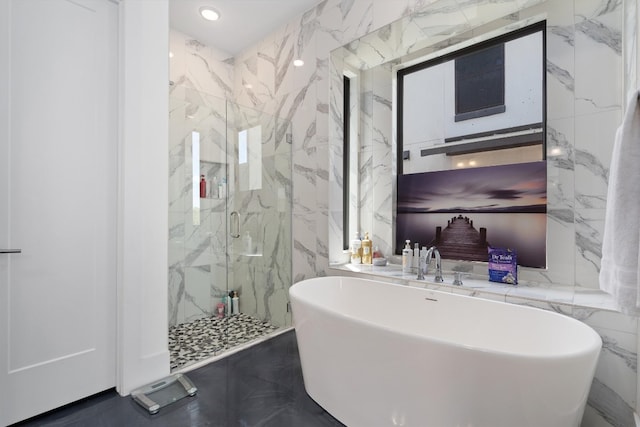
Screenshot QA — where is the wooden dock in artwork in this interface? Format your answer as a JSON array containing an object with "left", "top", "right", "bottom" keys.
[{"left": 430, "top": 215, "right": 489, "bottom": 261}]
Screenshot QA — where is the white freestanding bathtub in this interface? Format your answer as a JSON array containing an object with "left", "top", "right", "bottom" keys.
[{"left": 289, "top": 276, "right": 602, "bottom": 427}]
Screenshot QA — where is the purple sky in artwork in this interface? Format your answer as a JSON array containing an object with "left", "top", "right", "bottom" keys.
[{"left": 398, "top": 161, "right": 547, "bottom": 213}]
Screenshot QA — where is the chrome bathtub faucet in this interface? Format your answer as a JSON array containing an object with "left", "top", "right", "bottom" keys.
[{"left": 421, "top": 246, "right": 443, "bottom": 283}]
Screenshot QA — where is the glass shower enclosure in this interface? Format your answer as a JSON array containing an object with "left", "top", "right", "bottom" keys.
[{"left": 168, "top": 88, "right": 292, "bottom": 371}]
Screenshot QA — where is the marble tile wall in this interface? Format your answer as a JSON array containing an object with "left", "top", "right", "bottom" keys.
[
  {"left": 168, "top": 0, "right": 638, "bottom": 424},
  {"left": 228, "top": 0, "right": 635, "bottom": 426},
  {"left": 168, "top": 30, "right": 292, "bottom": 329},
  {"left": 328, "top": 0, "right": 624, "bottom": 291}
]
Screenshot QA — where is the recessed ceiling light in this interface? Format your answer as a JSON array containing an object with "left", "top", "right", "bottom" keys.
[
  {"left": 199, "top": 7, "right": 220, "bottom": 21},
  {"left": 169, "top": 51, "right": 174, "bottom": 58},
  {"left": 293, "top": 59, "right": 304, "bottom": 67}
]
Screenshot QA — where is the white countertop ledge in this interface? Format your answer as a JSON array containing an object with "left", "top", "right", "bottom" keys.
[{"left": 329, "top": 263, "right": 620, "bottom": 313}]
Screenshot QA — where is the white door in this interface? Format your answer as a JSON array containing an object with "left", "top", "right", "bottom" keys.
[{"left": 0, "top": 0, "right": 118, "bottom": 424}]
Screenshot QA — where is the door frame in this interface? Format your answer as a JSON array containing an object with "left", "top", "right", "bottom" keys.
[{"left": 115, "top": 0, "right": 171, "bottom": 396}]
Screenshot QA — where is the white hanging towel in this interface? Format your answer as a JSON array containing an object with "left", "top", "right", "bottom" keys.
[{"left": 600, "top": 91, "right": 640, "bottom": 315}]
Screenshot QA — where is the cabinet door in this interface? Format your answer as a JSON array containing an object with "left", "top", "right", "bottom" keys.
[{"left": 0, "top": 0, "right": 117, "bottom": 424}]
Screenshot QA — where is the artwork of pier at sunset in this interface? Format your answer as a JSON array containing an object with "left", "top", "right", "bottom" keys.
[{"left": 396, "top": 161, "right": 547, "bottom": 268}]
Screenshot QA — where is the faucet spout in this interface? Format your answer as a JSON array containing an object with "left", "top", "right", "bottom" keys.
[
  {"left": 425, "top": 246, "right": 443, "bottom": 283},
  {"left": 417, "top": 246, "right": 444, "bottom": 283}
]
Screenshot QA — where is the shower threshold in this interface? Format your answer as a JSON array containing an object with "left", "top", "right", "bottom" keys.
[{"left": 168, "top": 313, "right": 285, "bottom": 372}]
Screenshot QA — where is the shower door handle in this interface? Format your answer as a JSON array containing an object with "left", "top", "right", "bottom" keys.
[
  {"left": 230, "top": 211, "right": 240, "bottom": 238},
  {"left": 0, "top": 249, "right": 21, "bottom": 254}
]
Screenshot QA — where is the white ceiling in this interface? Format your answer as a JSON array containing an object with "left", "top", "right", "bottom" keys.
[{"left": 169, "top": 0, "right": 323, "bottom": 56}]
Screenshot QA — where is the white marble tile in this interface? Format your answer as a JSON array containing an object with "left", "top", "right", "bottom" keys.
[
  {"left": 168, "top": 264, "right": 185, "bottom": 327},
  {"left": 257, "top": 35, "right": 277, "bottom": 102},
  {"left": 372, "top": 148, "right": 394, "bottom": 256},
  {"left": 526, "top": 207, "right": 574, "bottom": 286},
  {"left": 328, "top": 210, "right": 347, "bottom": 263},
  {"left": 316, "top": 76, "right": 331, "bottom": 149},
  {"left": 184, "top": 265, "right": 214, "bottom": 322},
  {"left": 456, "top": 0, "right": 541, "bottom": 25},
  {"left": 371, "top": 65, "right": 394, "bottom": 151},
  {"left": 342, "top": 0, "right": 375, "bottom": 45},
  {"left": 290, "top": 82, "right": 318, "bottom": 153},
  {"left": 450, "top": 286, "right": 508, "bottom": 302},
  {"left": 414, "top": 0, "right": 469, "bottom": 39},
  {"left": 358, "top": 148, "right": 374, "bottom": 235},
  {"left": 582, "top": 404, "right": 624, "bottom": 427},
  {"left": 292, "top": 9, "right": 319, "bottom": 92},
  {"left": 184, "top": 38, "right": 234, "bottom": 99},
  {"left": 574, "top": 2, "right": 623, "bottom": 116},
  {"left": 293, "top": 211, "right": 317, "bottom": 282},
  {"left": 316, "top": 0, "right": 345, "bottom": 58},
  {"left": 573, "top": 305, "right": 637, "bottom": 334},
  {"left": 293, "top": 148, "right": 318, "bottom": 214},
  {"left": 274, "top": 26, "right": 296, "bottom": 99},
  {"left": 235, "top": 47, "right": 263, "bottom": 109},
  {"left": 372, "top": 0, "right": 410, "bottom": 32},
  {"left": 622, "top": 0, "right": 637, "bottom": 99},
  {"left": 328, "top": 141, "right": 345, "bottom": 213},
  {"left": 590, "top": 326, "right": 638, "bottom": 414},
  {"left": 316, "top": 144, "right": 330, "bottom": 209},
  {"left": 505, "top": 292, "right": 575, "bottom": 310},
  {"left": 315, "top": 207, "right": 330, "bottom": 277},
  {"left": 574, "top": 109, "right": 622, "bottom": 210},
  {"left": 546, "top": 117, "right": 575, "bottom": 209},
  {"left": 575, "top": 208, "right": 605, "bottom": 289},
  {"left": 169, "top": 30, "right": 187, "bottom": 87}
]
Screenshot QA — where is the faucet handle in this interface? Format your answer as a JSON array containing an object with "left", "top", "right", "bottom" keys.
[{"left": 452, "top": 272, "right": 467, "bottom": 286}]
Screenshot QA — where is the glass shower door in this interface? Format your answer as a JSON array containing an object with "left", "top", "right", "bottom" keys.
[
  {"left": 169, "top": 89, "right": 229, "bottom": 330},
  {"left": 225, "top": 101, "right": 292, "bottom": 332},
  {"left": 168, "top": 89, "right": 292, "bottom": 372},
  {"left": 168, "top": 89, "right": 233, "bottom": 370}
]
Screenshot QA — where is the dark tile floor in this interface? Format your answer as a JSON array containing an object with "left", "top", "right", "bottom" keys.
[{"left": 14, "top": 331, "right": 345, "bottom": 427}]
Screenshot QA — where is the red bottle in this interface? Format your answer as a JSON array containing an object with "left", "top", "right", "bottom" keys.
[{"left": 200, "top": 175, "right": 206, "bottom": 198}]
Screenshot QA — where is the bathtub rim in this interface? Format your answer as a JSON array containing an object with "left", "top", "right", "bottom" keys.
[{"left": 290, "top": 275, "right": 603, "bottom": 361}]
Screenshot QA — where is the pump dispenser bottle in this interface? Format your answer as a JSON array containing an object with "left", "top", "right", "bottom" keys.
[
  {"left": 361, "top": 232, "right": 372, "bottom": 264},
  {"left": 350, "top": 232, "right": 362, "bottom": 264},
  {"left": 402, "top": 240, "right": 412, "bottom": 273}
]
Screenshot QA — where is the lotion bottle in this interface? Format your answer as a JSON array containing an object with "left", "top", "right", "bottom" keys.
[
  {"left": 361, "top": 232, "right": 372, "bottom": 264},
  {"left": 350, "top": 232, "right": 362, "bottom": 264},
  {"left": 413, "top": 243, "right": 420, "bottom": 271},
  {"left": 402, "top": 240, "right": 412, "bottom": 273},
  {"left": 231, "top": 291, "right": 239, "bottom": 314}
]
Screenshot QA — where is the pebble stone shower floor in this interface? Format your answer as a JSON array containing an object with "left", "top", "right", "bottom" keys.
[{"left": 169, "top": 313, "right": 279, "bottom": 371}]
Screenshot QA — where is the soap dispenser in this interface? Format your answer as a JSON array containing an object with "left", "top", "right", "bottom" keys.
[
  {"left": 402, "top": 240, "right": 412, "bottom": 273},
  {"left": 350, "top": 232, "right": 362, "bottom": 264},
  {"left": 361, "top": 232, "right": 372, "bottom": 264}
]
